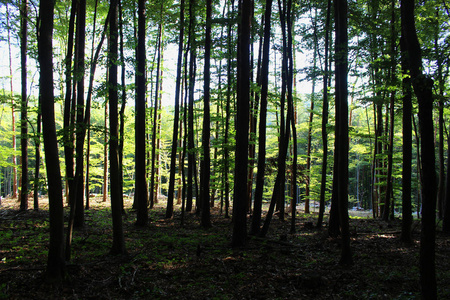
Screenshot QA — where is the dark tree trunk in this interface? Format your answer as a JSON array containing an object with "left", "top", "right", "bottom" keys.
[
  {"left": 200, "top": 0, "right": 212, "bottom": 228},
  {"left": 186, "top": 0, "right": 197, "bottom": 212},
  {"left": 401, "top": 0, "right": 437, "bottom": 298},
  {"left": 73, "top": 0, "right": 87, "bottom": 228},
  {"left": 335, "top": 0, "right": 352, "bottom": 265},
  {"left": 135, "top": 0, "right": 148, "bottom": 226},
  {"left": 39, "top": 0, "right": 65, "bottom": 281},
  {"left": 443, "top": 129, "right": 450, "bottom": 233},
  {"left": 118, "top": 0, "right": 126, "bottom": 214},
  {"left": 34, "top": 110, "right": 41, "bottom": 211},
  {"left": 109, "top": 0, "right": 127, "bottom": 255},
  {"left": 260, "top": 0, "right": 293, "bottom": 237},
  {"left": 400, "top": 35, "right": 413, "bottom": 243},
  {"left": 20, "top": 0, "right": 28, "bottom": 211},
  {"left": 64, "top": 0, "right": 77, "bottom": 207},
  {"left": 250, "top": 0, "right": 272, "bottom": 235},
  {"left": 167, "top": 0, "right": 185, "bottom": 219},
  {"left": 232, "top": 0, "right": 251, "bottom": 247},
  {"left": 317, "top": 0, "right": 331, "bottom": 228},
  {"left": 286, "top": 0, "right": 296, "bottom": 234},
  {"left": 383, "top": 1, "right": 397, "bottom": 222}
]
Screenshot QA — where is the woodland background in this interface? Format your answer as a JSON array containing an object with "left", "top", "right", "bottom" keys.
[{"left": 0, "top": 0, "right": 449, "bottom": 298}]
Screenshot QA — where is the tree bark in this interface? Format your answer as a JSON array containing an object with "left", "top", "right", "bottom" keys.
[
  {"left": 232, "top": 0, "right": 251, "bottom": 247},
  {"left": 317, "top": 0, "right": 331, "bottom": 228},
  {"left": 39, "top": 0, "right": 66, "bottom": 281},
  {"left": 250, "top": 0, "right": 272, "bottom": 235},
  {"left": 20, "top": 0, "right": 28, "bottom": 211},
  {"left": 401, "top": 0, "right": 436, "bottom": 298},
  {"left": 200, "top": 0, "right": 212, "bottom": 228},
  {"left": 109, "top": 0, "right": 127, "bottom": 255},
  {"left": 400, "top": 35, "right": 413, "bottom": 243},
  {"left": 135, "top": 0, "right": 149, "bottom": 226},
  {"left": 166, "top": 0, "right": 185, "bottom": 219},
  {"left": 335, "top": 0, "right": 352, "bottom": 265}
]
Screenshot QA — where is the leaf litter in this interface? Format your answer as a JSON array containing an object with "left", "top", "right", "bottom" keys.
[{"left": 1, "top": 197, "right": 449, "bottom": 299}]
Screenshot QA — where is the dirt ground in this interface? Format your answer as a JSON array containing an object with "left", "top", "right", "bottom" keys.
[{"left": 1, "top": 196, "right": 449, "bottom": 299}]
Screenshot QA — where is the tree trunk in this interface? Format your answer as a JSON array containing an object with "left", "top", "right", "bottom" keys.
[
  {"left": 73, "top": 0, "right": 87, "bottom": 228},
  {"left": 317, "top": 0, "right": 331, "bottom": 228},
  {"left": 250, "top": 0, "right": 272, "bottom": 235},
  {"left": 335, "top": 0, "right": 352, "bottom": 265},
  {"left": 232, "top": 0, "right": 251, "bottom": 247},
  {"left": 109, "top": 0, "right": 127, "bottom": 255},
  {"left": 6, "top": 3, "right": 18, "bottom": 200},
  {"left": 103, "top": 98, "right": 109, "bottom": 202},
  {"left": 149, "top": 23, "right": 162, "bottom": 209},
  {"left": 39, "top": 0, "right": 66, "bottom": 281},
  {"left": 34, "top": 110, "right": 41, "bottom": 211},
  {"left": 20, "top": 0, "right": 28, "bottom": 211},
  {"left": 200, "top": 0, "right": 212, "bottom": 228},
  {"left": 186, "top": 0, "right": 197, "bottom": 213},
  {"left": 401, "top": 0, "right": 436, "bottom": 298},
  {"left": 135, "top": 0, "right": 148, "bottom": 226},
  {"left": 383, "top": 1, "right": 397, "bottom": 221},
  {"left": 400, "top": 35, "right": 413, "bottom": 243},
  {"left": 167, "top": 0, "right": 185, "bottom": 218},
  {"left": 118, "top": 0, "right": 126, "bottom": 213},
  {"left": 64, "top": 0, "right": 77, "bottom": 206}
]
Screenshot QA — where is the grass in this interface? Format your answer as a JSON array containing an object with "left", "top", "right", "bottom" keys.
[{"left": 0, "top": 196, "right": 449, "bottom": 299}]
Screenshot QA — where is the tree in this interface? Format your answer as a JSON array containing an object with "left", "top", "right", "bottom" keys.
[
  {"left": 149, "top": 23, "right": 163, "bottom": 209},
  {"left": 39, "top": 0, "right": 65, "bottom": 281},
  {"left": 401, "top": 0, "right": 437, "bottom": 298},
  {"left": 200, "top": 0, "right": 212, "bottom": 228},
  {"left": 135, "top": 0, "right": 148, "bottom": 226},
  {"left": 73, "top": 0, "right": 87, "bottom": 228},
  {"left": 166, "top": 0, "right": 185, "bottom": 219},
  {"left": 317, "top": 0, "right": 331, "bottom": 228},
  {"left": 334, "top": 0, "right": 352, "bottom": 265},
  {"left": 19, "top": 0, "right": 28, "bottom": 211},
  {"left": 400, "top": 34, "right": 413, "bottom": 244},
  {"left": 232, "top": 0, "right": 251, "bottom": 247},
  {"left": 109, "top": 0, "right": 127, "bottom": 255},
  {"left": 250, "top": 0, "right": 273, "bottom": 235}
]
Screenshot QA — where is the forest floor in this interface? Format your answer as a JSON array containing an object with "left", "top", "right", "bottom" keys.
[{"left": 1, "top": 196, "right": 449, "bottom": 299}]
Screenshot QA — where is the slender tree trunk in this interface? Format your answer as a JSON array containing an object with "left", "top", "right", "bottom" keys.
[
  {"left": 20, "top": 0, "right": 28, "bottom": 211},
  {"left": 149, "top": 23, "right": 162, "bottom": 209},
  {"left": 402, "top": 0, "right": 436, "bottom": 298},
  {"left": 335, "top": 0, "right": 352, "bottom": 265},
  {"left": 443, "top": 127, "right": 450, "bottom": 233},
  {"left": 167, "top": 0, "right": 185, "bottom": 218},
  {"left": 317, "top": 0, "right": 331, "bottom": 228},
  {"left": 400, "top": 35, "right": 413, "bottom": 243},
  {"left": 223, "top": 0, "right": 234, "bottom": 219},
  {"left": 286, "top": 0, "right": 296, "bottom": 234},
  {"left": 232, "top": 0, "right": 251, "bottom": 247},
  {"left": 118, "top": 0, "right": 126, "bottom": 213},
  {"left": 34, "top": 109, "right": 41, "bottom": 211},
  {"left": 250, "top": 0, "right": 272, "bottom": 233},
  {"left": 383, "top": 1, "right": 397, "bottom": 221},
  {"left": 435, "top": 9, "right": 445, "bottom": 220},
  {"left": 103, "top": 101, "right": 108, "bottom": 202},
  {"left": 74, "top": 0, "right": 87, "bottom": 228},
  {"left": 135, "top": 0, "right": 148, "bottom": 226},
  {"left": 200, "top": 0, "right": 212, "bottom": 228},
  {"left": 305, "top": 7, "right": 318, "bottom": 215},
  {"left": 186, "top": 0, "right": 197, "bottom": 212},
  {"left": 6, "top": 3, "right": 18, "bottom": 200},
  {"left": 64, "top": 0, "right": 77, "bottom": 206},
  {"left": 39, "top": 0, "right": 66, "bottom": 281},
  {"left": 109, "top": 0, "right": 127, "bottom": 255}
]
